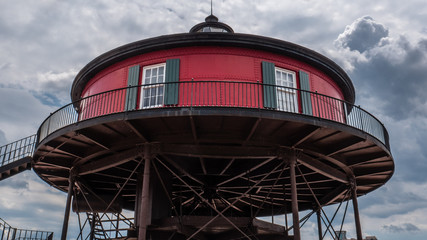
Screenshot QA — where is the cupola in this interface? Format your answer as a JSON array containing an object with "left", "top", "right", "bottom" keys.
[{"left": 189, "top": 14, "right": 234, "bottom": 33}]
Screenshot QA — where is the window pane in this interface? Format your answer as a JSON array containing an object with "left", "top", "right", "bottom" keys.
[
  {"left": 275, "top": 68, "right": 297, "bottom": 112},
  {"left": 141, "top": 64, "right": 166, "bottom": 109}
]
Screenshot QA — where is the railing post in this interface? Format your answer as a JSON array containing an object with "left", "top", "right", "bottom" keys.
[
  {"left": 46, "top": 113, "right": 52, "bottom": 138},
  {"left": 5, "top": 226, "right": 10, "bottom": 240},
  {"left": 191, "top": 78, "right": 194, "bottom": 108},
  {"left": 357, "top": 106, "right": 364, "bottom": 131},
  {"left": 11, "top": 228, "right": 16, "bottom": 240},
  {"left": 0, "top": 222, "right": 4, "bottom": 240}
]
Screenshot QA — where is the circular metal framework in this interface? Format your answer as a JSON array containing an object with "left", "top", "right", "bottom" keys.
[{"left": 33, "top": 105, "right": 393, "bottom": 239}]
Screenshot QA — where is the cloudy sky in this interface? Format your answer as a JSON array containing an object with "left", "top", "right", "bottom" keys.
[{"left": 1, "top": 0, "right": 427, "bottom": 239}]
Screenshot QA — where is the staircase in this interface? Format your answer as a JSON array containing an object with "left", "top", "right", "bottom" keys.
[
  {"left": 0, "top": 218, "right": 53, "bottom": 240},
  {"left": 0, "top": 135, "right": 36, "bottom": 181}
]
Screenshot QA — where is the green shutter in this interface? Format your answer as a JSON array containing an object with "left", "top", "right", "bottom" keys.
[
  {"left": 299, "top": 70, "right": 313, "bottom": 115},
  {"left": 164, "top": 59, "right": 180, "bottom": 105},
  {"left": 262, "top": 61, "right": 277, "bottom": 109},
  {"left": 125, "top": 65, "right": 140, "bottom": 111}
]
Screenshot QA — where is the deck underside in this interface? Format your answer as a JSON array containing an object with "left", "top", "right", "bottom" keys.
[{"left": 33, "top": 107, "right": 394, "bottom": 218}]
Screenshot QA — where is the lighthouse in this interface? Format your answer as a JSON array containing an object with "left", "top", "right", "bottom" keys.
[{"left": 21, "top": 14, "right": 395, "bottom": 240}]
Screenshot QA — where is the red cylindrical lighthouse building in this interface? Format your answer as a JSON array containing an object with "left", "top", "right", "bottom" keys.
[{"left": 33, "top": 15, "right": 394, "bottom": 240}]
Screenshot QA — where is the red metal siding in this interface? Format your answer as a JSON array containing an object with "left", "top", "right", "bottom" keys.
[
  {"left": 80, "top": 68, "right": 128, "bottom": 120},
  {"left": 79, "top": 46, "right": 345, "bottom": 119}
]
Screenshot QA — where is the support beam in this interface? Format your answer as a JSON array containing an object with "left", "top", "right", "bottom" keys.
[
  {"left": 161, "top": 144, "right": 277, "bottom": 159},
  {"left": 298, "top": 152, "right": 348, "bottom": 184},
  {"left": 289, "top": 152, "right": 301, "bottom": 240},
  {"left": 77, "top": 148, "right": 139, "bottom": 175},
  {"left": 124, "top": 120, "right": 148, "bottom": 142},
  {"left": 317, "top": 210, "right": 322, "bottom": 240},
  {"left": 319, "top": 184, "right": 348, "bottom": 206},
  {"left": 89, "top": 213, "right": 96, "bottom": 240},
  {"left": 61, "top": 172, "right": 75, "bottom": 240},
  {"left": 244, "top": 118, "right": 261, "bottom": 143},
  {"left": 291, "top": 126, "right": 321, "bottom": 148},
  {"left": 78, "top": 132, "right": 110, "bottom": 150},
  {"left": 138, "top": 145, "right": 153, "bottom": 240},
  {"left": 352, "top": 181, "right": 363, "bottom": 240}
]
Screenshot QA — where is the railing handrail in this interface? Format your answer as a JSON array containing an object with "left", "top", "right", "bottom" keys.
[
  {"left": 0, "top": 218, "right": 53, "bottom": 240},
  {"left": 0, "top": 134, "right": 37, "bottom": 168},
  {"left": 36, "top": 80, "right": 390, "bottom": 150}
]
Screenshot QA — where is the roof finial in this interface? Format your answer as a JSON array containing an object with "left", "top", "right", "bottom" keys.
[{"left": 210, "top": 0, "right": 213, "bottom": 15}]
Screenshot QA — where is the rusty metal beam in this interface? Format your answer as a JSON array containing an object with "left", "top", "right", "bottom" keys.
[
  {"left": 76, "top": 148, "right": 140, "bottom": 175},
  {"left": 319, "top": 184, "right": 349, "bottom": 206},
  {"left": 155, "top": 158, "right": 253, "bottom": 240},
  {"left": 352, "top": 183, "right": 363, "bottom": 240},
  {"left": 217, "top": 157, "right": 276, "bottom": 186},
  {"left": 297, "top": 152, "right": 348, "bottom": 184},
  {"left": 138, "top": 145, "right": 152, "bottom": 240},
  {"left": 160, "top": 155, "right": 204, "bottom": 185},
  {"left": 244, "top": 118, "right": 261, "bottom": 143},
  {"left": 290, "top": 152, "right": 300, "bottom": 240},
  {"left": 124, "top": 120, "right": 148, "bottom": 142},
  {"left": 325, "top": 138, "right": 365, "bottom": 157},
  {"left": 291, "top": 126, "right": 321, "bottom": 148},
  {"left": 161, "top": 144, "right": 277, "bottom": 159},
  {"left": 77, "top": 132, "right": 110, "bottom": 150},
  {"left": 61, "top": 173, "right": 75, "bottom": 240}
]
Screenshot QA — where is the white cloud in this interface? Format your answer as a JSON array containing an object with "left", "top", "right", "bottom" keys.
[{"left": 335, "top": 16, "right": 389, "bottom": 53}]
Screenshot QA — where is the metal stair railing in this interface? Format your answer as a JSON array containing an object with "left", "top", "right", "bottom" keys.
[
  {"left": 0, "top": 218, "right": 53, "bottom": 240},
  {"left": 82, "top": 212, "right": 135, "bottom": 240},
  {"left": 0, "top": 135, "right": 36, "bottom": 168}
]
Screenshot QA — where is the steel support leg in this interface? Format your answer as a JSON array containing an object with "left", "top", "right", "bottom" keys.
[
  {"left": 61, "top": 173, "right": 75, "bottom": 240},
  {"left": 89, "top": 213, "right": 96, "bottom": 240},
  {"left": 317, "top": 209, "right": 322, "bottom": 240},
  {"left": 138, "top": 145, "right": 152, "bottom": 240},
  {"left": 352, "top": 183, "right": 363, "bottom": 240},
  {"left": 290, "top": 152, "right": 301, "bottom": 240}
]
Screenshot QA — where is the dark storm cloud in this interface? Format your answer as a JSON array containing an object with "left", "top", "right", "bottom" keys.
[
  {"left": 360, "top": 181, "right": 427, "bottom": 218},
  {"left": 0, "top": 88, "right": 54, "bottom": 141},
  {"left": 335, "top": 16, "right": 389, "bottom": 53},
  {"left": 382, "top": 223, "right": 420, "bottom": 233},
  {"left": 350, "top": 36, "right": 427, "bottom": 120}
]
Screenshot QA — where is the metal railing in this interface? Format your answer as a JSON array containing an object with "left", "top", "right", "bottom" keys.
[
  {"left": 0, "top": 218, "right": 53, "bottom": 240},
  {"left": 76, "top": 213, "right": 134, "bottom": 240},
  {"left": 37, "top": 80, "right": 389, "bottom": 149},
  {"left": 0, "top": 135, "right": 36, "bottom": 168}
]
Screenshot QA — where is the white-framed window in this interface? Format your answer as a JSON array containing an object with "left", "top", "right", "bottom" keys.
[
  {"left": 141, "top": 63, "right": 165, "bottom": 109},
  {"left": 275, "top": 67, "right": 298, "bottom": 112}
]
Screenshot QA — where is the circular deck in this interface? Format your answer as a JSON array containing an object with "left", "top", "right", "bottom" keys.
[{"left": 33, "top": 105, "right": 394, "bottom": 216}]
